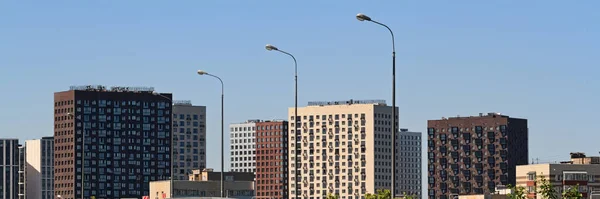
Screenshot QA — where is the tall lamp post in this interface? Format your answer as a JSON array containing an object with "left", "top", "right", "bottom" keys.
[
  {"left": 196, "top": 70, "right": 225, "bottom": 198},
  {"left": 356, "top": 13, "right": 398, "bottom": 197},
  {"left": 153, "top": 92, "right": 174, "bottom": 198},
  {"left": 67, "top": 113, "right": 84, "bottom": 199},
  {"left": 265, "top": 44, "right": 298, "bottom": 199}
]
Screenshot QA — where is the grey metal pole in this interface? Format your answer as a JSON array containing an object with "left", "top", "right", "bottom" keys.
[
  {"left": 358, "top": 16, "right": 396, "bottom": 197},
  {"left": 202, "top": 73, "right": 225, "bottom": 198},
  {"left": 265, "top": 45, "right": 298, "bottom": 199},
  {"left": 221, "top": 85, "right": 225, "bottom": 198}
]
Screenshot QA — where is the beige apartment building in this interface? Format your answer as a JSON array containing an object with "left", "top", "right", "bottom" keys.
[
  {"left": 149, "top": 180, "right": 255, "bottom": 199},
  {"left": 288, "top": 99, "right": 399, "bottom": 199},
  {"left": 516, "top": 163, "right": 600, "bottom": 199}
]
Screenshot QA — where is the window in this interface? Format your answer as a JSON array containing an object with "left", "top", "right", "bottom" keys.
[{"left": 527, "top": 172, "right": 536, "bottom": 181}]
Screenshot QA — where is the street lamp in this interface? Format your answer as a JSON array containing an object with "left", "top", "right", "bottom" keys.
[
  {"left": 67, "top": 113, "right": 84, "bottom": 199},
  {"left": 153, "top": 92, "right": 174, "bottom": 198},
  {"left": 196, "top": 70, "right": 225, "bottom": 198},
  {"left": 265, "top": 44, "right": 298, "bottom": 199},
  {"left": 356, "top": 13, "right": 398, "bottom": 197}
]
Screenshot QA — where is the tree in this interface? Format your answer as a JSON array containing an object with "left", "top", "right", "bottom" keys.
[
  {"left": 327, "top": 193, "right": 340, "bottom": 199},
  {"left": 562, "top": 185, "right": 583, "bottom": 199},
  {"left": 365, "top": 189, "right": 392, "bottom": 199},
  {"left": 538, "top": 175, "right": 558, "bottom": 199},
  {"left": 507, "top": 184, "right": 528, "bottom": 199},
  {"left": 400, "top": 192, "right": 418, "bottom": 199}
]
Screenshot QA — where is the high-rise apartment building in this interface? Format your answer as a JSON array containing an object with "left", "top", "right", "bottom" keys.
[
  {"left": 396, "top": 129, "right": 422, "bottom": 198},
  {"left": 25, "top": 137, "right": 55, "bottom": 199},
  {"left": 427, "top": 113, "right": 528, "bottom": 199},
  {"left": 255, "top": 120, "right": 289, "bottom": 199},
  {"left": 172, "top": 101, "right": 207, "bottom": 180},
  {"left": 229, "top": 120, "right": 258, "bottom": 173},
  {"left": 18, "top": 144, "right": 25, "bottom": 199},
  {"left": 0, "top": 139, "right": 19, "bottom": 199},
  {"left": 54, "top": 85, "right": 172, "bottom": 199},
  {"left": 288, "top": 99, "right": 398, "bottom": 199}
]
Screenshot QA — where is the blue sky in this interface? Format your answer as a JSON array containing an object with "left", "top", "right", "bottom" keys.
[{"left": 1, "top": 0, "right": 599, "bottom": 178}]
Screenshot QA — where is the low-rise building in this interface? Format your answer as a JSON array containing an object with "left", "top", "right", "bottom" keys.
[
  {"left": 188, "top": 168, "right": 254, "bottom": 182},
  {"left": 516, "top": 163, "right": 600, "bottom": 199},
  {"left": 149, "top": 180, "right": 255, "bottom": 199}
]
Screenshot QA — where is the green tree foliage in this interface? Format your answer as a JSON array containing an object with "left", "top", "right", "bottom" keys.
[
  {"left": 400, "top": 192, "right": 418, "bottom": 199},
  {"left": 365, "top": 189, "right": 391, "bottom": 199},
  {"left": 327, "top": 193, "right": 340, "bottom": 199},
  {"left": 562, "top": 185, "right": 583, "bottom": 199},
  {"left": 538, "top": 175, "right": 558, "bottom": 199},
  {"left": 507, "top": 184, "right": 528, "bottom": 199},
  {"left": 364, "top": 189, "right": 417, "bottom": 199}
]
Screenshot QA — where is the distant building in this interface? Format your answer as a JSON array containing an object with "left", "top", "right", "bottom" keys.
[
  {"left": 54, "top": 85, "right": 172, "bottom": 199},
  {"left": 565, "top": 152, "right": 600, "bottom": 165},
  {"left": 150, "top": 180, "right": 255, "bottom": 199},
  {"left": 287, "top": 99, "right": 398, "bottom": 199},
  {"left": 255, "top": 120, "right": 289, "bottom": 199},
  {"left": 0, "top": 139, "right": 19, "bottom": 199},
  {"left": 188, "top": 168, "right": 255, "bottom": 182},
  {"left": 396, "top": 129, "right": 422, "bottom": 198},
  {"left": 18, "top": 144, "right": 25, "bottom": 199},
  {"left": 427, "top": 113, "right": 529, "bottom": 199},
  {"left": 229, "top": 120, "right": 259, "bottom": 173},
  {"left": 172, "top": 101, "right": 207, "bottom": 180},
  {"left": 516, "top": 163, "right": 600, "bottom": 199},
  {"left": 25, "top": 137, "right": 55, "bottom": 199}
]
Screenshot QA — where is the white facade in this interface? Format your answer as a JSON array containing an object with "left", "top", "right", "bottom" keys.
[
  {"left": 25, "top": 137, "right": 54, "bottom": 199},
  {"left": 229, "top": 120, "right": 258, "bottom": 173},
  {"left": 172, "top": 101, "right": 207, "bottom": 180},
  {"left": 395, "top": 129, "right": 422, "bottom": 198},
  {"left": 287, "top": 100, "right": 397, "bottom": 199}
]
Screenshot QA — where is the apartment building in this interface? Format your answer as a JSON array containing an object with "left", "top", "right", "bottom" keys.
[
  {"left": 427, "top": 113, "right": 528, "bottom": 199},
  {"left": 0, "top": 139, "right": 19, "bottom": 199},
  {"left": 54, "top": 85, "right": 172, "bottom": 199},
  {"left": 255, "top": 120, "right": 289, "bottom": 199},
  {"left": 230, "top": 120, "right": 258, "bottom": 173},
  {"left": 516, "top": 163, "right": 600, "bottom": 199},
  {"left": 172, "top": 101, "right": 207, "bottom": 180},
  {"left": 396, "top": 129, "right": 422, "bottom": 198},
  {"left": 25, "top": 137, "right": 55, "bottom": 199},
  {"left": 288, "top": 99, "right": 398, "bottom": 199},
  {"left": 18, "top": 144, "right": 25, "bottom": 199}
]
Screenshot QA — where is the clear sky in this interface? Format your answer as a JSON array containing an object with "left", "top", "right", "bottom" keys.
[{"left": 1, "top": 0, "right": 599, "bottom": 184}]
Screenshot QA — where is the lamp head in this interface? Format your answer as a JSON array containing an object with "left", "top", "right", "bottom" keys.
[
  {"left": 197, "top": 70, "right": 208, "bottom": 75},
  {"left": 265, "top": 44, "right": 278, "bottom": 51},
  {"left": 67, "top": 113, "right": 73, "bottom": 118},
  {"left": 356, "top": 13, "right": 371, "bottom": 21}
]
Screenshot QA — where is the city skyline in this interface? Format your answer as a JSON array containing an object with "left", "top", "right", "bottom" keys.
[{"left": 2, "top": 1, "right": 600, "bottom": 198}]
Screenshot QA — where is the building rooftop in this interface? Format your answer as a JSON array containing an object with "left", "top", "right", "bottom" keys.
[
  {"left": 173, "top": 100, "right": 193, "bottom": 106},
  {"left": 307, "top": 99, "right": 387, "bottom": 106},
  {"left": 69, "top": 85, "right": 155, "bottom": 93}
]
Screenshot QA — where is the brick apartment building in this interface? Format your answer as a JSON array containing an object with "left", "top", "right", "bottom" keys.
[
  {"left": 427, "top": 113, "right": 528, "bottom": 199},
  {"left": 255, "top": 120, "right": 289, "bottom": 199}
]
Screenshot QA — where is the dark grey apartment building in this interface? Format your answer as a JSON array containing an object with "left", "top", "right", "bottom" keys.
[
  {"left": 427, "top": 113, "right": 528, "bottom": 199},
  {"left": 0, "top": 139, "right": 19, "bottom": 199},
  {"left": 54, "top": 85, "right": 172, "bottom": 199}
]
